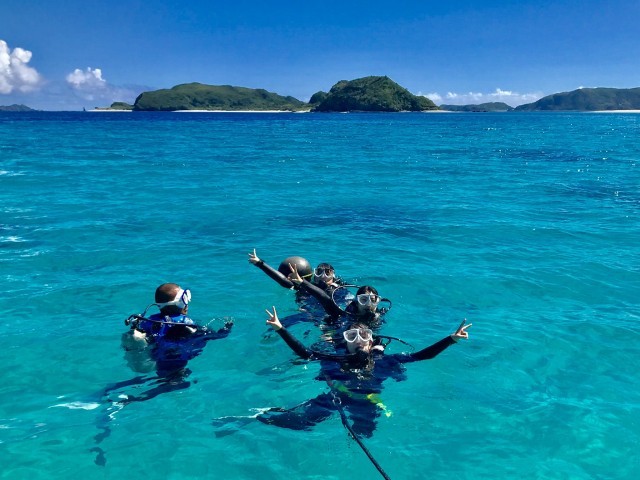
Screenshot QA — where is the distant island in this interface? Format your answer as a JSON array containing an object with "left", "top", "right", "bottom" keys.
[
  {"left": 132, "top": 83, "right": 307, "bottom": 111},
  {"left": 93, "top": 102, "right": 134, "bottom": 111},
  {"left": 440, "top": 102, "right": 513, "bottom": 112},
  {"left": 105, "top": 76, "right": 437, "bottom": 112},
  {"left": 95, "top": 82, "right": 640, "bottom": 113},
  {"left": 516, "top": 87, "right": 640, "bottom": 111},
  {"left": 0, "top": 104, "right": 36, "bottom": 112},
  {"left": 311, "top": 76, "right": 437, "bottom": 112}
]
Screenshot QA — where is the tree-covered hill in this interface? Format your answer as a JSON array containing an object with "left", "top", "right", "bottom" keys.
[
  {"left": 312, "top": 76, "right": 437, "bottom": 112},
  {"left": 0, "top": 104, "right": 36, "bottom": 112},
  {"left": 133, "top": 83, "right": 308, "bottom": 111},
  {"left": 109, "top": 102, "right": 134, "bottom": 110},
  {"left": 440, "top": 102, "right": 513, "bottom": 112},
  {"left": 515, "top": 87, "right": 640, "bottom": 111}
]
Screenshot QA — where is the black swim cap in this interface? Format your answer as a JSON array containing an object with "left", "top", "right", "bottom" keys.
[{"left": 278, "top": 256, "right": 312, "bottom": 279}]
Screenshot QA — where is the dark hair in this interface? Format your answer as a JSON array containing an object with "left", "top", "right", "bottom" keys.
[
  {"left": 356, "top": 285, "right": 378, "bottom": 296},
  {"left": 348, "top": 322, "right": 370, "bottom": 332},
  {"left": 155, "top": 283, "right": 180, "bottom": 303},
  {"left": 315, "top": 263, "right": 334, "bottom": 271}
]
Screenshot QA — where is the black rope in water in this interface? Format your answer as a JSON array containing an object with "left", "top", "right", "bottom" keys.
[{"left": 332, "top": 394, "right": 392, "bottom": 480}]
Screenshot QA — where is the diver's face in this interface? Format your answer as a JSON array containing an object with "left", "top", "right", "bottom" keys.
[
  {"left": 346, "top": 338, "right": 373, "bottom": 354},
  {"left": 344, "top": 328, "right": 374, "bottom": 354},
  {"left": 356, "top": 293, "right": 380, "bottom": 314},
  {"left": 313, "top": 266, "right": 335, "bottom": 285}
]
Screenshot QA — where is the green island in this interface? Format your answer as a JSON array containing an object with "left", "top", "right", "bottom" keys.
[
  {"left": 93, "top": 102, "right": 134, "bottom": 111},
  {"left": 311, "top": 76, "right": 437, "bottom": 112},
  {"left": 0, "top": 104, "right": 36, "bottom": 112},
  {"left": 100, "top": 76, "right": 438, "bottom": 112},
  {"left": 132, "top": 83, "right": 307, "bottom": 111},
  {"left": 515, "top": 87, "right": 640, "bottom": 111},
  {"left": 439, "top": 102, "right": 513, "bottom": 112},
  {"left": 7, "top": 81, "right": 640, "bottom": 113}
]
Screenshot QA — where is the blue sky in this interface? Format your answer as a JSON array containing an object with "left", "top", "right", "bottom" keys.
[{"left": 1, "top": 0, "right": 638, "bottom": 110}]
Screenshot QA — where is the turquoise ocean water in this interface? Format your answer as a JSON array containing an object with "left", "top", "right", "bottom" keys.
[{"left": 1, "top": 111, "right": 638, "bottom": 479}]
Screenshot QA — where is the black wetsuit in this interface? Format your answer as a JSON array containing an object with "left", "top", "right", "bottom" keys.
[
  {"left": 253, "top": 259, "right": 299, "bottom": 290},
  {"left": 297, "top": 279, "right": 385, "bottom": 330},
  {"left": 253, "top": 259, "right": 346, "bottom": 319},
  {"left": 258, "top": 326, "right": 456, "bottom": 437}
]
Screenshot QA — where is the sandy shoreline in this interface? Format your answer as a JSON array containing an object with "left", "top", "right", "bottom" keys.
[
  {"left": 89, "top": 108, "right": 640, "bottom": 114},
  {"left": 592, "top": 110, "right": 640, "bottom": 113},
  {"left": 173, "top": 109, "right": 308, "bottom": 113},
  {"left": 89, "top": 109, "right": 309, "bottom": 113}
]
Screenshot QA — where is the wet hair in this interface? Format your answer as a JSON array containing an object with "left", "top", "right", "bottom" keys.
[
  {"left": 356, "top": 285, "right": 378, "bottom": 296},
  {"left": 315, "top": 263, "right": 334, "bottom": 272},
  {"left": 348, "top": 322, "right": 370, "bottom": 334},
  {"left": 155, "top": 283, "right": 185, "bottom": 316},
  {"left": 155, "top": 283, "right": 180, "bottom": 303}
]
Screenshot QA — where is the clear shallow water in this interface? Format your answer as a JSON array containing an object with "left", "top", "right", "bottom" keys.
[{"left": 1, "top": 111, "right": 639, "bottom": 479}]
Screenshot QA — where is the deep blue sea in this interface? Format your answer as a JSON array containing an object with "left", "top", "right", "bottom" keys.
[{"left": 1, "top": 111, "right": 638, "bottom": 479}]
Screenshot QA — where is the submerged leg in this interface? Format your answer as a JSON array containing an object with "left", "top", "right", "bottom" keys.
[
  {"left": 256, "top": 393, "right": 334, "bottom": 431},
  {"left": 344, "top": 398, "right": 381, "bottom": 439}
]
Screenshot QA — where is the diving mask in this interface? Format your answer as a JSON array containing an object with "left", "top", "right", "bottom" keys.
[
  {"left": 357, "top": 293, "right": 380, "bottom": 306},
  {"left": 314, "top": 267, "right": 334, "bottom": 278},
  {"left": 343, "top": 328, "right": 373, "bottom": 343}
]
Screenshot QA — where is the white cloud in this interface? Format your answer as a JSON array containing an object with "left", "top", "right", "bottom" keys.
[
  {"left": 0, "top": 45, "right": 144, "bottom": 109},
  {"left": 421, "top": 88, "right": 544, "bottom": 107},
  {"left": 66, "top": 67, "right": 107, "bottom": 90},
  {"left": 64, "top": 67, "right": 141, "bottom": 106},
  {"left": 0, "top": 40, "right": 42, "bottom": 94},
  {"left": 424, "top": 92, "right": 442, "bottom": 103}
]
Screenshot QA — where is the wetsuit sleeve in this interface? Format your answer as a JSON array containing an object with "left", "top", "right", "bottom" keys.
[
  {"left": 276, "top": 327, "right": 313, "bottom": 359},
  {"left": 297, "top": 280, "right": 343, "bottom": 316},
  {"left": 253, "top": 260, "right": 296, "bottom": 289},
  {"left": 408, "top": 336, "right": 456, "bottom": 361}
]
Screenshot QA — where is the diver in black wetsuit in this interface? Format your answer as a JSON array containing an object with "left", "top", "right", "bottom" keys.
[
  {"left": 287, "top": 263, "right": 389, "bottom": 329},
  {"left": 248, "top": 250, "right": 350, "bottom": 331},
  {"left": 255, "top": 306, "right": 472, "bottom": 438},
  {"left": 248, "top": 249, "right": 345, "bottom": 296}
]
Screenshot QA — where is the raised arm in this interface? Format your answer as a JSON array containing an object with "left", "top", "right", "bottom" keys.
[
  {"left": 265, "top": 306, "right": 312, "bottom": 359},
  {"left": 409, "top": 320, "right": 472, "bottom": 361},
  {"left": 288, "top": 264, "right": 343, "bottom": 316},
  {"left": 248, "top": 249, "right": 296, "bottom": 289}
]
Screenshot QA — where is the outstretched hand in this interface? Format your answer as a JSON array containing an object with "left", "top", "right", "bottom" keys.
[
  {"left": 451, "top": 319, "right": 472, "bottom": 342},
  {"left": 287, "top": 263, "right": 303, "bottom": 286},
  {"left": 248, "top": 248, "right": 261, "bottom": 265},
  {"left": 265, "top": 306, "right": 283, "bottom": 331}
]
